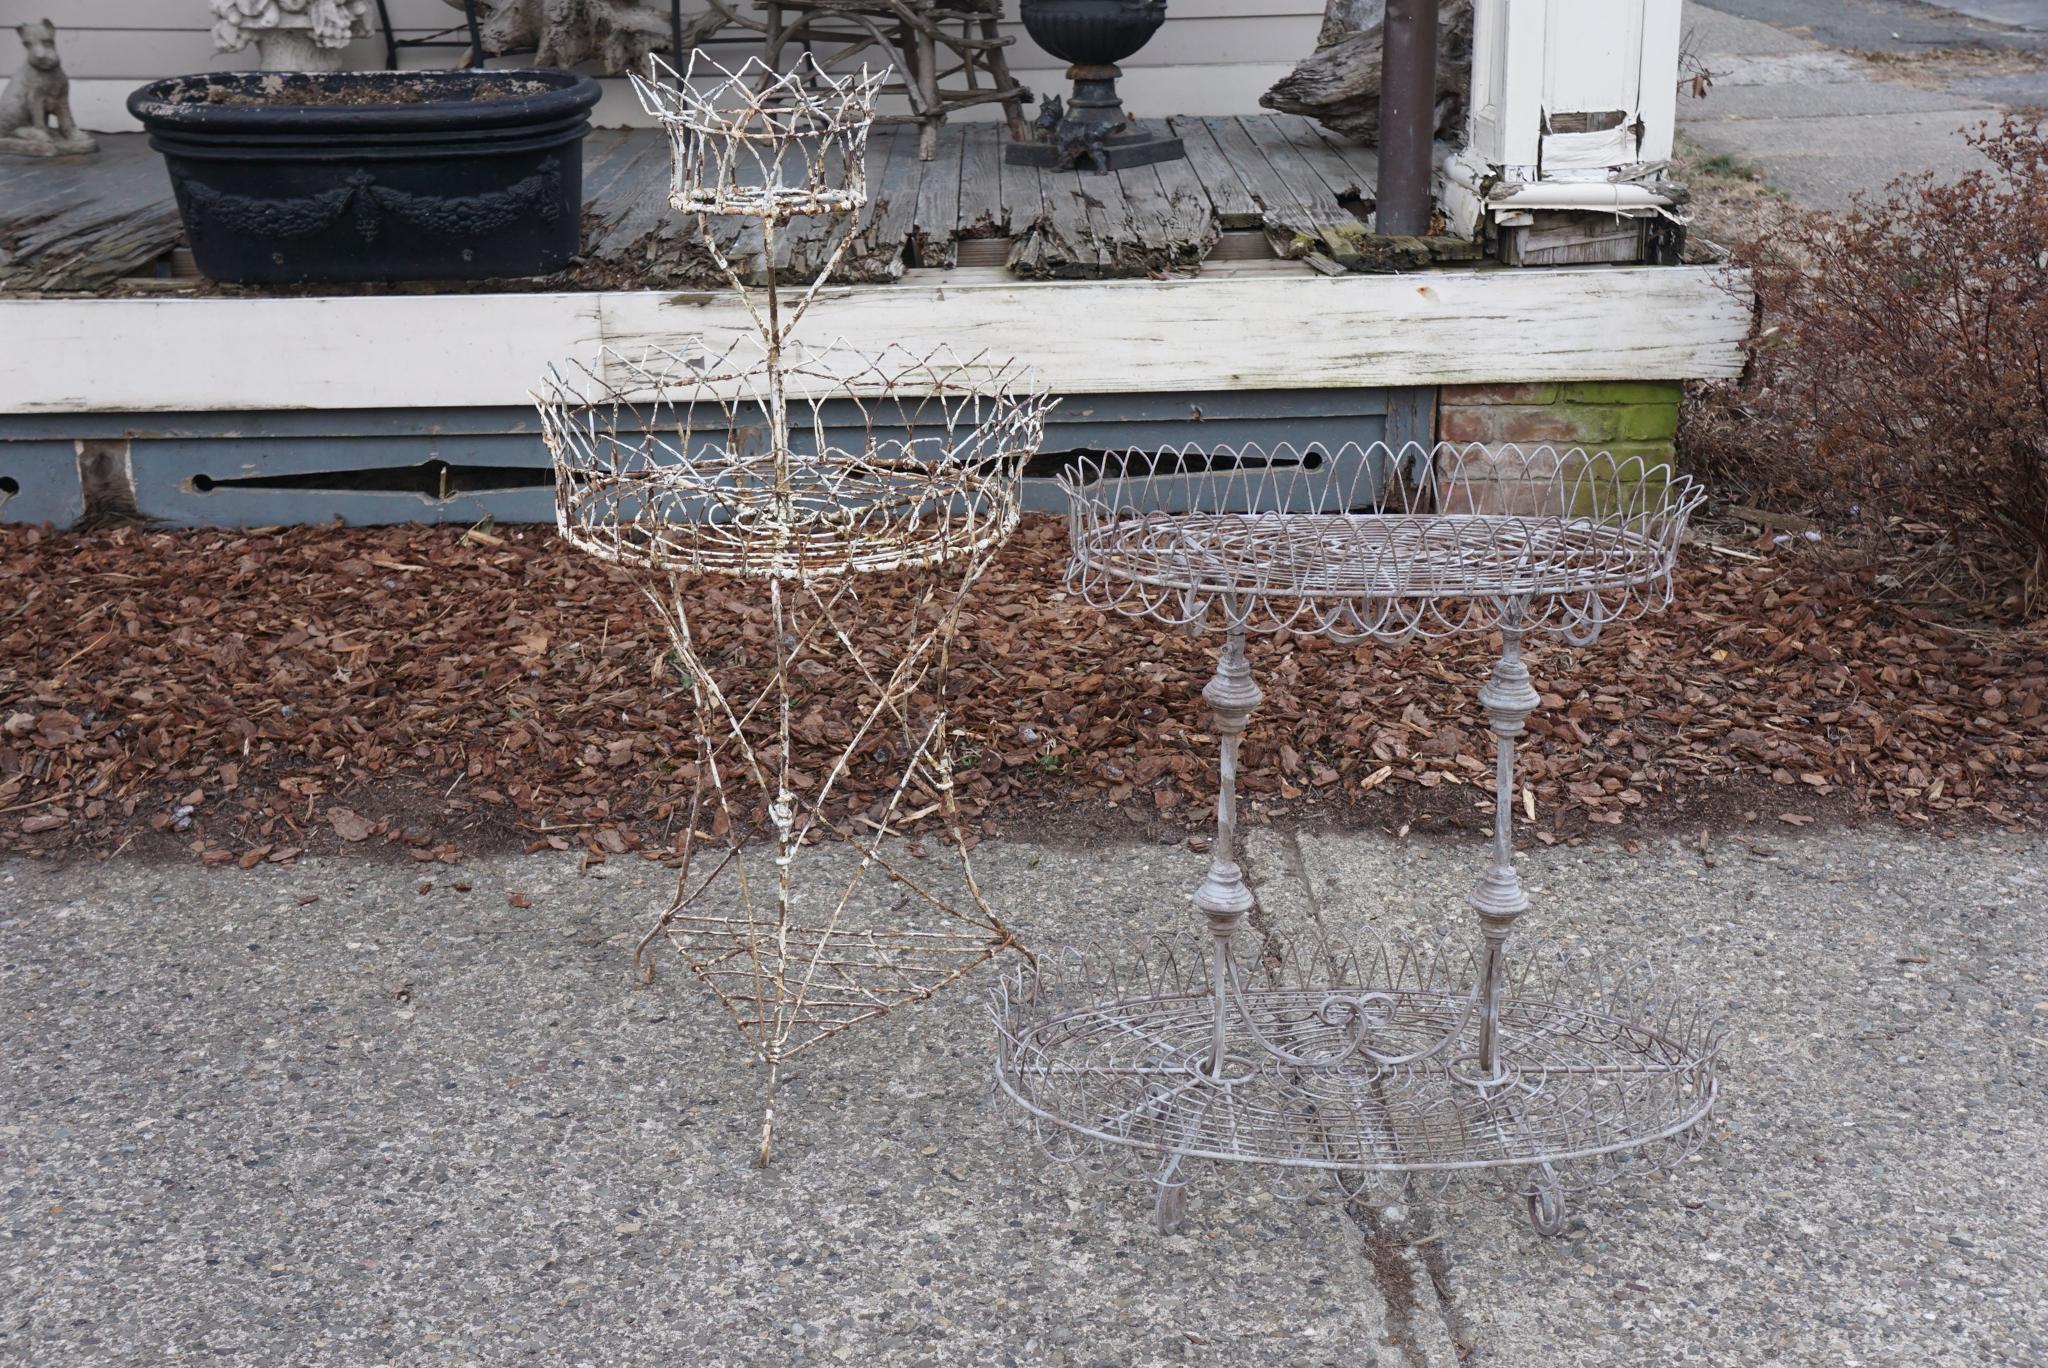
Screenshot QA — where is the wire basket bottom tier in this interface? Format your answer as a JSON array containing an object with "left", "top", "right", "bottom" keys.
[{"left": 995, "top": 972, "right": 1722, "bottom": 1177}]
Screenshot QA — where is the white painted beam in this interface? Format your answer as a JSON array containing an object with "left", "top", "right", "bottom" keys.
[{"left": 0, "top": 266, "right": 1750, "bottom": 416}]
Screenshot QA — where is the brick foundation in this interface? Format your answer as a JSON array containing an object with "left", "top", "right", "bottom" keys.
[
  {"left": 1438, "top": 382, "right": 1681, "bottom": 457},
  {"left": 1434, "top": 381, "right": 1681, "bottom": 518}
]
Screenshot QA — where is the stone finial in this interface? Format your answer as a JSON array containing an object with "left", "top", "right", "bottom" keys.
[{"left": 1, "top": 19, "right": 97, "bottom": 158}]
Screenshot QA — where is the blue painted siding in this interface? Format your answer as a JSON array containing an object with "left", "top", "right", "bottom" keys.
[{"left": 0, "top": 387, "right": 1406, "bottom": 528}]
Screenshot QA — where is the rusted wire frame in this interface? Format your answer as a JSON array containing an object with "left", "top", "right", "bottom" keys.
[
  {"left": 641, "top": 552, "right": 1024, "bottom": 1047},
  {"left": 538, "top": 340, "right": 1050, "bottom": 581},
  {"left": 544, "top": 57, "right": 1051, "bottom": 1164},
  {"left": 538, "top": 347, "right": 1047, "bottom": 1161},
  {"left": 1061, "top": 442, "right": 1706, "bottom": 643},
  {"left": 633, "top": 51, "right": 886, "bottom": 221}
]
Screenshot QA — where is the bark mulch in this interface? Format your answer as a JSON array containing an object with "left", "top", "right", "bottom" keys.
[{"left": 2, "top": 516, "right": 2043, "bottom": 868}]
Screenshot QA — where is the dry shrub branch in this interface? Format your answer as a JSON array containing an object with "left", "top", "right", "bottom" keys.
[{"left": 1687, "top": 114, "right": 2048, "bottom": 620}]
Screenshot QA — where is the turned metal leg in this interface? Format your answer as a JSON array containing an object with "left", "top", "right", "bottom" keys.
[
  {"left": 1153, "top": 1151, "right": 1189, "bottom": 1234},
  {"left": 1526, "top": 1162, "right": 1567, "bottom": 1237},
  {"left": 1195, "top": 625, "right": 1262, "bottom": 1082},
  {"left": 1468, "top": 603, "right": 1540, "bottom": 1084}
]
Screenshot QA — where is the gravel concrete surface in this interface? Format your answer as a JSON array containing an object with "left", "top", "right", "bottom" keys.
[
  {"left": 1679, "top": 1, "right": 2015, "bottom": 204},
  {"left": 1697, "top": 0, "right": 2048, "bottom": 52},
  {"left": 4, "top": 823, "right": 2045, "bottom": 1366}
]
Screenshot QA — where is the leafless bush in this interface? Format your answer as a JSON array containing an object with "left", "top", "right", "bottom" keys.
[{"left": 1684, "top": 115, "right": 2048, "bottom": 620}]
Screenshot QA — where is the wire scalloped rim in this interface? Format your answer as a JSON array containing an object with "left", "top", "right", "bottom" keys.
[{"left": 1060, "top": 442, "right": 1706, "bottom": 642}]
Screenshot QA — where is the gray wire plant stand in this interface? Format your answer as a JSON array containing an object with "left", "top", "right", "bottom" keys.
[
  {"left": 992, "top": 443, "right": 1728, "bottom": 1234},
  {"left": 536, "top": 53, "right": 1053, "bottom": 1164}
]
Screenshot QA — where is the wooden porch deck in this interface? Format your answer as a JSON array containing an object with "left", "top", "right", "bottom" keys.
[{"left": 0, "top": 116, "right": 1382, "bottom": 296}]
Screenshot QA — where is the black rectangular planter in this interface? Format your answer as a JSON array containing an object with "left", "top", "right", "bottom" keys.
[{"left": 127, "top": 70, "right": 600, "bottom": 285}]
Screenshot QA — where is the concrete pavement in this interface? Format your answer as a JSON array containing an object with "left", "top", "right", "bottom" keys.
[
  {"left": 4, "top": 821, "right": 2045, "bottom": 1366},
  {"left": 1679, "top": 0, "right": 2047, "bottom": 204},
  {"left": 1700, "top": 0, "right": 2047, "bottom": 52}
]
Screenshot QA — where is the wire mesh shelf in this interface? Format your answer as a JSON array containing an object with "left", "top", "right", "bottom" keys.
[
  {"left": 994, "top": 932, "right": 1724, "bottom": 1200},
  {"left": 632, "top": 52, "right": 886, "bottom": 220}
]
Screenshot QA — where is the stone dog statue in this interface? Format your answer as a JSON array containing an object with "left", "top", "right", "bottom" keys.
[{"left": 1, "top": 19, "right": 98, "bottom": 157}]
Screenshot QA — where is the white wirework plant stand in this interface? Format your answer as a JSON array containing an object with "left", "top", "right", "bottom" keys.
[
  {"left": 537, "top": 53, "right": 1053, "bottom": 1164},
  {"left": 992, "top": 442, "right": 1727, "bottom": 1234}
]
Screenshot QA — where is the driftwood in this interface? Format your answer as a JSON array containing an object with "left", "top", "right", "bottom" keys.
[{"left": 1261, "top": 0, "right": 1473, "bottom": 147}]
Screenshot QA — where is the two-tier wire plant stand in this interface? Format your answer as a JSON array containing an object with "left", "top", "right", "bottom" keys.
[
  {"left": 537, "top": 53, "right": 1053, "bottom": 1164},
  {"left": 992, "top": 442, "right": 1727, "bottom": 1233}
]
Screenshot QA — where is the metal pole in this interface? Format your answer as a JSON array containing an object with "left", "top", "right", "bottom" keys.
[
  {"left": 462, "top": 0, "right": 486, "bottom": 68},
  {"left": 1194, "top": 624, "right": 1261, "bottom": 1080},
  {"left": 373, "top": 0, "right": 398, "bottom": 69},
  {"left": 1469, "top": 604, "right": 1539, "bottom": 1080},
  {"left": 1376, "top": 0, "right": 1441, "bottom": 236}
]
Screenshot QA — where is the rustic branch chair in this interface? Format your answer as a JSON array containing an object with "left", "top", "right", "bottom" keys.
[{"left": 755, "top": 0, "right": 1031, "bottom": 160}]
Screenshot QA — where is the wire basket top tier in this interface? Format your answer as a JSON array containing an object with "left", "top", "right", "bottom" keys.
[
  {"left": 539, "top": 342, "right": 1053, "bottom": 581},
  {"left": 632, "top": 53, "right": 887, "bottom": 221},
  {"left": 1063, "top": 443, "right": 1705, "bottom": 642}
]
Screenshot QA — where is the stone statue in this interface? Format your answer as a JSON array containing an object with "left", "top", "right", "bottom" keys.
[
  {"left": 1, "top": 19, "right": 97, "bottom": 157},
  {"left": 452, "top": 0, "right": 724, "bottom": 75},
  {"left": 211, "top": 0, "right": 371, "bottom": 72}
]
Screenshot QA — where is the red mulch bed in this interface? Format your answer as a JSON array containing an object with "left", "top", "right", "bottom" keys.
[{"left": 2, "top": 516, "right": 2042, "bottom": 867}]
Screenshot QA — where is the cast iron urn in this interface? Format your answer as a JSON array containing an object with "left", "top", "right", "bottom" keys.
[{"left": 1007, "top": 0, "right": 1184, "bottom": 172}]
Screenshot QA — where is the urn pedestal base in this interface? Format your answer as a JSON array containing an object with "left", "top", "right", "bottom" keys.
[{"left": 1003, "top": 64, "right": 1185, "bottom": 173}]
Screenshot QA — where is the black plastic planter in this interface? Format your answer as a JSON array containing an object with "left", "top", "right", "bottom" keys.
[{"left": 128, "top": 70, "right": 601, "bottom": 285}]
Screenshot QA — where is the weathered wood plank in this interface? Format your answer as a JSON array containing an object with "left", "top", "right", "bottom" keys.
[
  {"left": 1280, "top": 112, "right": 1380, "bottom": 197},
  {"left": 849, "top": 124, "right": 924, "bottom": 283},
  {"left": 577, "top": 127, "right": 640, "bottom": 204},
  {"left": 1270, "top": 112, "right": 1374, "bottom": 203},
  {"left": 1077, "top": 159, "right": 1138, "bottom": 274},
  {"left": 910, "top": 124, "right": 968, "bottom": 269},
  {"left": 575, "top": 136, "right": 696, "bottom": 288},
  {"left": 1008, "top": 157, "right": 1096, "bottom": 278},
  {"left": 1112, "top": 131, "right": 1180, "bottom": 266},
  {"left": 1144, "top": 130, "right": 1223, "bottom": 269},
  {"left": 1013, "top": 137, "right": 1216, "bottom": 279},
  {"left": 956, "top": 122, "right": 1008, "bottom": 238},
  {"left": 0, "top": 134, "right": 182, "bottom": 293},
  {"left": 608, "top": 264, "right": 1753, "bottom": 394},
  {"left": 1001, "top": 144, "right": 1051, "bottom": 275},
  {"left": 1170, "top": 116, "right": 1261, "bottom": 228},
  {"left": 0, "top": 266, "right": 1756, "bottom": 413},
  {"left": 1229, "top": 115, "right": 1355, "bottom": 270}
]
